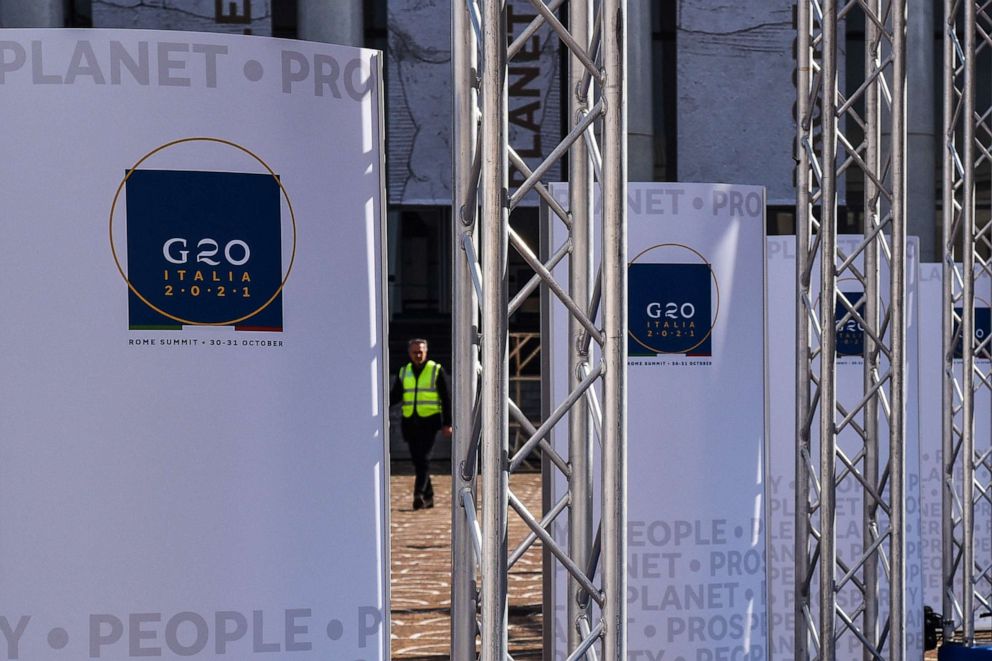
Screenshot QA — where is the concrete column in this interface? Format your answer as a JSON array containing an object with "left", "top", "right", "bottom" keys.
[
  {"left": 907, "top": 0, "right": 937, "bottom": 261},
  {"left": 628, "top": 0, "right": 654, "bottom": 181},
  {"left": 0, "top": 0, "right": 63, "bottom": 27},
  {"left": 297, "top": 0, "right": 363, "bottom": 47}
]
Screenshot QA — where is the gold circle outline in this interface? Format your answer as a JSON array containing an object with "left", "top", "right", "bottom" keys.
[
  {"left": 628, "top": 242, "right": 721, "bottom": 355},
  {"left": 109, "top": 137, "right": 297, "bottom": 327}
]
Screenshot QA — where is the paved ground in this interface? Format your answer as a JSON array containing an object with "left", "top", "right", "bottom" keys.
[
  {"left": 390, "top": 468, "right": 543, "bottom": 660},
  {"left": 389, "top": 467, "right": 948, "bottom": 660}
]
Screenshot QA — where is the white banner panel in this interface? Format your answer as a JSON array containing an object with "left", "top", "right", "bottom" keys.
[
  {"left": 917, "top": 264, "right": 992, "bottom": 610},
  {"left": 0, "top": 29, "right": 388, "bottom": 660},
  {"left": 548, "top": 182, "right": 768, "bottom": 660},
  {"left": 764, "top": 236, "right": 798, "bottom": 660},
  {"left": 765, "top": 236, "right": 923, "bottom": 659},
  {"left": 92, "top": 1, "right": 272, "bottom": 36}
]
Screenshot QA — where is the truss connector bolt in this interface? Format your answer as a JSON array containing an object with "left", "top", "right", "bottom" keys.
[
  {"left": 575, "top": 333, "right": 589, "bottom": 357},
  {"left": 459, "top": 205, "right": 475, "bottom": 227},
  {"left": 459, "top": 458, "right": 478, "bottom": 482},
  {"left": 469, "top": 580, "right": 479, "bottom": 614}
]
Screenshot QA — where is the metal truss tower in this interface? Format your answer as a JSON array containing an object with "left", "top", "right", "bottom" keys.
[
  {"left": 796, "top": 1, "right": 908, "bottom": 659},
  {"left": 941, "top": 0, "right": 992, "bottom": 644},
  {"left": 452, "top": 1, "right": 627, "bottom": 659}
]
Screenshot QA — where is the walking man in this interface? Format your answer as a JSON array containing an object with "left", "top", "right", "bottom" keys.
[{"left": 390, "top": 338, "right": 452, "bottom": 509}]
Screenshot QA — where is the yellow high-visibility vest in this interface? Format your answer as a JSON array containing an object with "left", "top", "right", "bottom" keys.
[{"left": 400, "top": 360, "right": 442, "bottom": 418}]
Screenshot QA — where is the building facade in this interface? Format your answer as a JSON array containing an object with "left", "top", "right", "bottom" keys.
[{"left": 1, "top": 0, "right": 982, "bottom": 412}]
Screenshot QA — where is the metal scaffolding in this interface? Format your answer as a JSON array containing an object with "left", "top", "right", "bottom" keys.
[
  {"left": 796, "top": 0, "right": 908, "bottom": 659},
  {"left": 941, "top": 0, "right": 992, "bottom": 644},
  {"left": 451, "top": 1, "right": 627, "bottom": 659}
]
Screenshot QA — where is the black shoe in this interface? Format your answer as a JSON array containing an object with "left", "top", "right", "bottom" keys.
[
  {"left": 423, "top": 496, "right": 434, "bottom": 509},
  {"left": 413, "top": 495, "right": 425, "bottom": 510}
]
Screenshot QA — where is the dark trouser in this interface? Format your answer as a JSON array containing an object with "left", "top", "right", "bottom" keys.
[{"left": 403, "top": 415, "right": 441, "bottom": 499}]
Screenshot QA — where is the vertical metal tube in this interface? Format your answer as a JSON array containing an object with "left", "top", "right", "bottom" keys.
[
  {"left": 819, "top": 2, "right": 840, "bottom": 656},
  {"left": 961, "top": 0, "right": 977, "bottom": 640},
  {"left": 540, "top": 200, "right": 557, "bottom": 657},
  {"left": 795, "top": 0, "right": 814, "bottom": 655},
  {"left": 567, "top": 0, "right": 594, "bottom": 654},
  {"left": 981, "top": 0, "right": 992, "bottom": 632},
  {"left": 862, "top": 3, "right": 882, "bottom": 653},
  {"left": 451, "top": 0, "right": 479, "bottom": 657},
  {"left": 941, "top": 0, "right": 958, "bottom": 642},
  {"left": 888, "top": 2, "right": 908, "bottom": 657},
  {"left": 480, "top": 1, "right": 509, "bottom": 659},
  {"left": 601, "top": 1, "right": 627, "bottom": 658}
]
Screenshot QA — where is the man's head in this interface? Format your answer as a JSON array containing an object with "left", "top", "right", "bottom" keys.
[{"left": 408, "top": 338, "right": 428, "bottom": 366}]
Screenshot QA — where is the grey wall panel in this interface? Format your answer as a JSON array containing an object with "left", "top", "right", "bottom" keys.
[{"left": 677, "top": 1, "right": 794, "bottom": 204}]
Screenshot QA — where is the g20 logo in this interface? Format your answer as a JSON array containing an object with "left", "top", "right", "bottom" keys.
[
  {"left": 110, "top": 138, "right": 297, "bottom": 331},
  {"left": 646, "top": 302, "right": 697, "bottom": 321},
  {"left": 162, "top": 238, "right": 252, "bottom": 266},
  {"left": 628, "top": 244, "right": 719, "bottom": 357}
]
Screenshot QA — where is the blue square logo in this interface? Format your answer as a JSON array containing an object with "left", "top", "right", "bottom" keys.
[
  {"left": 628, "top": 263, "right": 713, "bottom": 357},
  {"left": 125, "top": 170, "right": 283, "bottom": 331}
]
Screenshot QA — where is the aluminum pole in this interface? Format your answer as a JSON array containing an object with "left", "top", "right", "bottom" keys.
[
  {"left": 940, "top": 0, "right": 959, "bottom": 640},
  {"left": 600, "top": 1, "right": 627, "bottom": 658},
  {"left": 960, "top": 0, "right": 977, "bottom": 642},
  {"left": 451, "top": 0, "right": 480, "bottom": 656},
  {"left": 889, "top": 6, "right": 908, "bottom": 656},
  {"left": 794, "top": 0, "right": 815, "bottom": 654},
  {"left": 818, "top": 4, "right": 840, "bottom": 656},
  {"left": 567, "top": 0, "right": 595, "bottom": 653},
  {"left": 862, "top": 6, "right": 883, "bottom": 652},
  {"left": 480, "top": 1, "right": 509, "bottom": 659}
]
